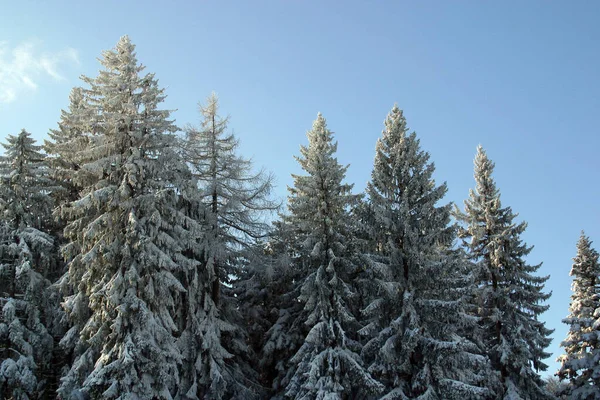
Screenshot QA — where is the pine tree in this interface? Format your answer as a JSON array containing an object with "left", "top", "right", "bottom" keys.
[
  {"left": 282, "top": 113, "right": 383, "bottom": 399},
  {"left": 0, "top": 130, "right": 56, "bottom": 399},
  {"left": 361, "top": 105, "right": 492, "bottom": 399},
  {"left": 455, "top": 146, "right": 553, "bottom": 399},
  {"left": 56, "top": 36, "right": 201, "bottom": 399},
  {"left": 557, "top": 232, "right": 600, "bottom": 399},
  {"left": 177, "top": 93, "right": 277, "bottom": 399}
]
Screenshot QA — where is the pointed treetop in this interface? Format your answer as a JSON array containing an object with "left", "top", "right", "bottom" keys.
[
  {"left": 99, "top": 35, "right": 140, "bottom": 74},
  {"left": 572, "top": 231, "right": 599, "bottom": 276},
  {"left": 202, "top": 91, "right": 219, "bottom": 115},
  {"left": 2, "top": 129, "right": 42, "bottom": 160},
  {"left": 381, "top": 104, "right": 407, "bottom": 140},
  {"left": 308, "top": 112, "right": 329, "bottom": 138},
  {"left": 474, "top": 145, "right": 495, "bottom": 179},
  {"left": 303, "top": 112, "right": 337, "bottom": 154},
  {"left": 471, "top": 145, "right": 501, "bottom": 203},
  {"left": 577, "top": 230, "right": 591, "bottom": 248}
]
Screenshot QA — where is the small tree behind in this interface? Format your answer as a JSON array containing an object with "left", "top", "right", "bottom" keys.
[
  {"left": 0, "top": 130, "right": 56, "bottom": 399},
  {"left": 557, "top": 232, "right": 600, "bottom": 399}
]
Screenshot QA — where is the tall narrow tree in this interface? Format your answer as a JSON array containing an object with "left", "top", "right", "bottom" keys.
[
  {"left": 177, "top": 93, "right": 277, "bottom": 399},
  {"left": 557, "top": 232, "right": 600, "bottom": 399},
  {"left": 455, "top": 146, "right": 553, "bottom": 399},
  {"left": 282, "top": 114, "right": 383, "bottom": 399},
  {"left": 56, "top": 36, "right": 201, "bottom": 399},
  {"left": 361, "top": 105, "right": 492, "bottom": 399},
  {"left": 45, "top": 86, "right": 91, "bottom": 209},
  {"left": 0, "top": 130, "right": 55, "bottom": 399}
]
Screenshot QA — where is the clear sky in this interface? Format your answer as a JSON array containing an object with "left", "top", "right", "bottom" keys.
[{"left": 2, "top": 0, "right": 599, "bottom": 377}]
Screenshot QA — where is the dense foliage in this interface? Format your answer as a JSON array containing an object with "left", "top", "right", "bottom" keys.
[{"left": 0, "top": 36, "right": 561, "bottom": 400}]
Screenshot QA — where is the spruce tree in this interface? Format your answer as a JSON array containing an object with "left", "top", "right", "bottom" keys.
[
  {"left": 56, "top": 36, "right": 201, "bottom": 399},
  {"left": 282, "top": 113, "right": 383, "bottom": 399},
  {"left": 557, "top": 232, "right": 600, "bottom": 399},
  {"left": 177, "top": 92, "right": 276, "bottom": 399},
  {"left": 44, "top": 77, "right": 92, "bottom": 400},
  {"left": 361, "top": 105, "right": 492, "bottom": 399},
  {"left": 0, "top": 130, "right": 56, "bottom": 399},
  {"left": 455, "top": 146, "right": 553, "bottom": 399},
  {"left": 241, "top": 218, "right": 304, "bottom": 395},
  {"left": 44, "top": 86, "right": 90, "bottom": 208}
]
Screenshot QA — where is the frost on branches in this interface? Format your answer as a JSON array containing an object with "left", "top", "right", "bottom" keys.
[
  {"left": 360, "top": 106, "right": 492, "bottom": 399},
  {"left": 177, "top": 93, "right": 276, "bottom": 399},
  {"left": 0, "top": 130, "right": 56, "bottom": 399},
  {"left": 45, "top": 86, "right": 91, "bottom": 208},
  {"left": 455, "top": 146, "right": 553, "bottom": 400},
  {"left": 282, "top": 114, "right": 383, "bottom": 399},
  {"left": 56, "top": 36, "right": 201, "bottom": 399},
  {"left": 558, "top": 233, "right": 600, "bottom": 399}
]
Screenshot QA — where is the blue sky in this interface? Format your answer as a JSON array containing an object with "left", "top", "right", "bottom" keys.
[{"left": 2, "top": 0, "right": 599, "bottom": 377}]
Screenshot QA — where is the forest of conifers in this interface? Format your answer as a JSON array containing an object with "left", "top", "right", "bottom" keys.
[{"left": 1, "top": 35, "right": 598, "bottom": 400}]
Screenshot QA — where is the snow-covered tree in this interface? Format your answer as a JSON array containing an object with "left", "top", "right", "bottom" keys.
[
  {"left": 0, "top": 130, "right": 56, "bottom": 399},
  {"left": 0, "top": 130, "right": 53, "bottom": 232},
  {"left": 281, "top": 113, "right": 383, "bottom": 399},
  {"left": 545, "top": 376, "right": 568, "bottom": 400},
  {"left": 239, "top": 218, "right": 303, "bottom": 394},
  {"left": 455, "top": 145, "right": 553, "bottom": 399},
  {"left": 44, "top": 77, "right": 93, "bottom": 400},
  {"left": 557, "top": 232, "right": 600, "bottom": 399},
  {"left": 361, "top": 105, "right": 492, "bottom": 399},
  {"left": 45, "top": 86, "right": 91, "bottom": 209},
  {"left": 176, "top": 92, "right": 277, "bottom": 399},
  {"left": 56, "top": 36, "right": 201, "bottom": 399}
]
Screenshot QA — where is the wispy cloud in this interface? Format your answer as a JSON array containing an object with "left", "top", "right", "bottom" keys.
[{"left": 0, "top": 40, "right": 80, "bottom": 103}]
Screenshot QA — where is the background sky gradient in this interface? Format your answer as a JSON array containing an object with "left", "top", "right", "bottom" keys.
[{"left": 2, "top": 0, "right": 599, "bottom": 377}]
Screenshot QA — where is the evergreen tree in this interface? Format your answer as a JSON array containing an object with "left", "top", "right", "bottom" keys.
[
  {"left": 557, "top": 232, "right": 600, "bottom": 399},
  {"left": 241, "top": 218, "right": 304, "bottom": 395},
  {"left": 455, "top": 146, "right": 553, "bottom": 399},
  {"left": 177, "top": 93, "right": 277, "bottom": 399},
  {"left": 56, "top": 36, "right": 201, "bottom": 399},
  {"left": 282, "top": 113, "right": 383, "bottom": 399},
  {"left": 44, "top": 78, "right": 92, "bottom": 400},
  {"left": 0, "top": 130, "right": 56, "bottom": 399},
  {"left": 45, "top": 86, "right": 91, "bottom": 209},
  {"left": 361, "top": 105, "right": 492, "bottom": 399}
]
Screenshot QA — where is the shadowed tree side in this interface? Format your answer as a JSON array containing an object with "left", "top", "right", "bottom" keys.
[{"left": 0, "top": 130, "right": 56, "bottom": 399}]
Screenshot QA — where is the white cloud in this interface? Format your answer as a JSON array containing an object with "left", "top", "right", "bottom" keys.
[{"left": 0, "top": 40, "right": 80, "bottom": 103}]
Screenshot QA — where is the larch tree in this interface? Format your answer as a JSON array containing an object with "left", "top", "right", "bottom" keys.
[
  {"left": 56, "top": 36, "right": 201, "bottom": 399},
  {"left": 455, "top": 146, "right": 553, "bottom": 400},
  {"left": 361, "top": 105, "right": 492, "bottom": 399},
  {"left": 557, "top": 232, "right": 600, "bottom": 399},
  {"left": 0, "top": 130, "right": 56, "bottom": 399},
  {"left": 282, "top": 113, "right": 383, "bottom": 399},
  {"left": 177, "top": 92, "right": 277, "bottom": 399}
]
